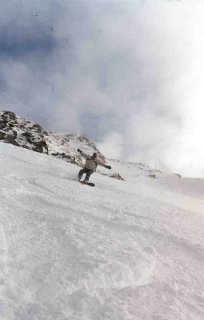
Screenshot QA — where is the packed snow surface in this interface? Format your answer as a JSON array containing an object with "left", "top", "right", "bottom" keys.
[{"left": 0, "top": 143, "right": 204, "bottom": 320}]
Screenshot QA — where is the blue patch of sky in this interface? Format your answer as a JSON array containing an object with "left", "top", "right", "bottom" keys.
[
  {"left": 0, "top": 74, "right": 7, "bottom": 92},
  {"left": 0, "top": 24, "right": 57, "bottom": 60}
]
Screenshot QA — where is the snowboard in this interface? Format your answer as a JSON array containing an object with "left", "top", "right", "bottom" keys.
[{"left": 79, "top": 181, "right": 95, "bottom": 187}]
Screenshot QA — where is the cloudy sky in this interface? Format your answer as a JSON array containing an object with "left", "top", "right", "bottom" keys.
[{"left": 0, "top": 0, "right": 204, "bottom": 177}]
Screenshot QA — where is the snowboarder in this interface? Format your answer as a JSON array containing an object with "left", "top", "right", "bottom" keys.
[{"left": 77, "top": 149, "right": 111, "bottom": 182}]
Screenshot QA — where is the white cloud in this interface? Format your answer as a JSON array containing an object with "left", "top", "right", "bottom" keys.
[
  {"left": 1, "top": 0, "right": 204, "bottom": 176},
  {"left": 98, "top": 132, "right": 124, "bottom": 160}
]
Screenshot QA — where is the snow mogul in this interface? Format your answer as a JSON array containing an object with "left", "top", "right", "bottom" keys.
[{"left": 77, "top": 149, "right": 111, "bottom": 183}]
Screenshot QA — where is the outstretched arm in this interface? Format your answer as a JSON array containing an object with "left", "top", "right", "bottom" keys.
[
  {"left": 96, "top": 159, "right": 112, "bottom": 169},
  {"left": 77, "top": 149, "right": 89, "bottom": 159}
]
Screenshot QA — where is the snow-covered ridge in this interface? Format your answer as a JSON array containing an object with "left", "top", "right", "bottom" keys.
[
  {"left": 0, "top": 110, "right": 104, "bottom": 164},
  {"left": 105, "top": 158, "right": 181, "bottom": 180},
  {"left": 0, "top": 110, "right": 49, "bottom": 153},
  {"left": 0, "top": 110, "right": 181, "bottom": 180}
]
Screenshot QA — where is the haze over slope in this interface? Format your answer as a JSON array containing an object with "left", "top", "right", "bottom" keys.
[{"left": 0, "top": 143, "right": 204, "bottom": 320}]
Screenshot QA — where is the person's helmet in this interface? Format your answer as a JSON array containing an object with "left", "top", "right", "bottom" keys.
[{"left": 92, "top": 152, "right": 97, "bottom": 159}]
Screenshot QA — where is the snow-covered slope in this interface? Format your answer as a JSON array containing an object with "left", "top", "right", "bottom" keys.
[
  {"left": 0, "top": 143, "right": 203, "bottom": 320},
  {"left": 101, "top": 158, "right": 181, "bottom": 180}
]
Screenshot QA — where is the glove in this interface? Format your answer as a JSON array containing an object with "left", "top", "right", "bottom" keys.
[
  {"left": 77, "top": 148, "right": 82, "bottom": 153},
  {"left": 106, "top": 165, "right": 111, "bottom": 169}
]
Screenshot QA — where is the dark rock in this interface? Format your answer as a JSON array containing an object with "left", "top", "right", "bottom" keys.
[
  {"left": 0, "top": 131, "right": 6, "bottom": 139},
  {"left": 51, "top": 152, "right": 71, "bottom": 160},
  {"left": 31, "top": 124, "right": 43, "bottom": 132},
  {"left": 12, "top": 130, "right": 17, "bottom": 139},
  {"left": 2, "top": 111, "right": 16, "bottom": 121},
  {"left": 0, "top": 110, "right": 49, "bottom": 155}
]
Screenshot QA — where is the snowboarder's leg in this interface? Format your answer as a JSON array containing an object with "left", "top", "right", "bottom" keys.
[
  {"left": 84, "top": 169, "right": 93, "bottom": 182},
  {"left": 78, "top": 168, "right": 87, "bottom": 181}
]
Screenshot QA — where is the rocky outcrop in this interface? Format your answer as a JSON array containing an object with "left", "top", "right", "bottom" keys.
[
  {"left": 0, "top": 110, "right": 105, "bottom": 167},
  {"left": 0, "top": 111, "right": 49, "bottom": 154}
]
